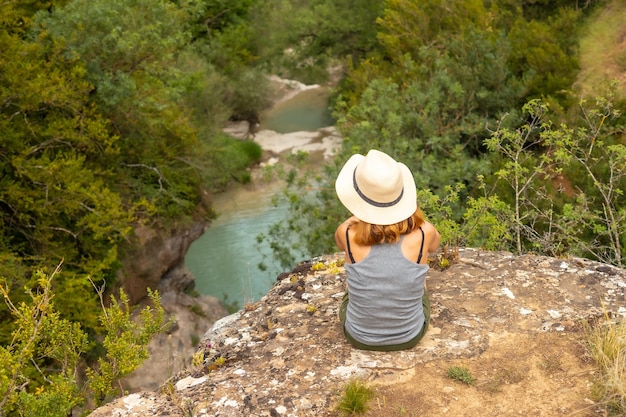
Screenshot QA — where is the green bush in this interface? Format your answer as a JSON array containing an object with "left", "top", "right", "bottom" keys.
[{"left": 0, "top": 265, "right": 170, "bottom": 415}]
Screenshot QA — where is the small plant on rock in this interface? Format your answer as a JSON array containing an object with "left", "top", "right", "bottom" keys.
[
  {"left": 312, "top": 261, "right": 327, "bottom": 271},
  {"left": 447, "top": 366, "right": 475, "bottom": 385},
  {"left": 337, "top": 378, "right": 373, "bottom": 415}
]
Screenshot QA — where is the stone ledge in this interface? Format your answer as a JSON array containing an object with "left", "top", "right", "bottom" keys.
[{"left": 89, "top": 248, "right": 625, "bottom": 416}]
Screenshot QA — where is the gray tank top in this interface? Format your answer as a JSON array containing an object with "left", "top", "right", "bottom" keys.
[{"left": 344, "top": 234, "right": 428, "bottom": 346}]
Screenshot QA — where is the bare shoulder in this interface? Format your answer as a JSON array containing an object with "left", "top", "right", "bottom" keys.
[
  {"left": 420, "top": 220, "right": 441, "bottom": 252},
  {"left": 334, "top": 217, "right": 355, "bottom": 251},
  {"left": 420, "top": 221, "right": 438, "bottom": 236}
]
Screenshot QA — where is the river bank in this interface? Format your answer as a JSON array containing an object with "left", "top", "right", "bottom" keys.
[
  {"left": 185, "top": 77, "right": 342, "bottom": 308},
  {"left": 122, "top": 77, "right": 342, "bottom": 392},
  {"left": 223, "top": 75, "right": 341, "bottom": 160}
]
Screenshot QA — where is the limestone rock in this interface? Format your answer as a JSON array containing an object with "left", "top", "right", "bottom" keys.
[
  {"left": 120, "top": 290, "right": 228, "bottom": 393},
  {"left": 89, "top": 248, "right": 625, "bottom": 416},
  {"left": 117, "top": 222, "right": 205, "bottom": 304}
]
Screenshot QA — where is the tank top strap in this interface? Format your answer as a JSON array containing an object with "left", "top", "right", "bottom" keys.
[
  {"left": 416, "top": 226, "right": 425, "bottom": 264},
  {"left": 345, "top": 226, "right": 356, "bottom": 263}
]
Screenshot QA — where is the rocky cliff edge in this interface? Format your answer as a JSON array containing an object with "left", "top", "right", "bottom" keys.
[{"left": 90, "top": 248, "right": 626, "bottom": 416}]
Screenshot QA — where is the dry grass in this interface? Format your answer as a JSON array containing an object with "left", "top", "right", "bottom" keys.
[
  {"left": 575, "top": 0, "right": 626, "bottom": 98},
  {"left": 583, "top": 314, "right": 626, "bottom": 415}
]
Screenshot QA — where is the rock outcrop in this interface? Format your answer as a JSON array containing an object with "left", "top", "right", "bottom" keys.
[
  {"left": 118, "top": 223, "right": 207, "bottom": 305},
  {"left": 89, "top": 248, "right": 625, "bottom": 416},
  {"left": 120, "top": 288, "right": 228, "bottom": 393},
  {"left": 115, "top": 221, "right": 230, "bottom": 392}
]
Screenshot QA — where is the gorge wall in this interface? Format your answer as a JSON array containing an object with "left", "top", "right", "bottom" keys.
[
  {"left": 116, "top": 75, "right": 343, "bottom": 394},
  {"left": 115, "top": 221, "right": 230, "bottom": 391},
  {"left": 91, "top": 248, "right": 625, "bottom": 416}
]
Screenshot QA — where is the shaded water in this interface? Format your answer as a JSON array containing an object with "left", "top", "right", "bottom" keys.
[
  {"left": 184, "top": 87, "right": 333, "bottom": 309},
  {"left": 260, "top": 87, "right": 334, "bottom": 133},
  {"left": 185, "top": 182, "right": 294, "bottom": 309}
]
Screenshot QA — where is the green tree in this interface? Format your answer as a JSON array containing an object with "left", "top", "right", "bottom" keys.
[
  {"left": 178, "top": 0, "right": 273, "bottom": 124},
  {"left": 484, "top": 99, "right": 553, "bottom": 254},
  {"left": 377, "top": 0, "right": 489, "bottom": 59},
  {"left": 34, "top": 0, "right": 206, "bottom": 219},
  {"left": 249, "top": 0, "right": 382, "bottom": 83},
  {"left": 542, "top": 96, "right": 626, "bottom": 266},
  {"left": 0, "top": 264, "right": 169, "bottom": 415},
  {"left": 1, "top": 0, "right": 261, "bottom": 365},
  {"left": 482, "top": 94, "right": 625, "bottom": 266},
  {"left": 507, "top": 7, "right": 581, "bottom": 104},
  {"left": 0, "top": 0, "right": 130, "bottom": 335}
]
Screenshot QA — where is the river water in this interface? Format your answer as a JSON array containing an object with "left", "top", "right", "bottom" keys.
[{"left": 184, "top": 85, "right": 335, "bottom": 309}]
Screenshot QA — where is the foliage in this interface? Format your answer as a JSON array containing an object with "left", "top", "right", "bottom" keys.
[
  {"left": 484, "top": 99, "right": 553, "bottom": 254},
  {"left": 0, "top": 0, "right": 130, "bottom": 336},
  {"left": 249, "top": 0, "right": 382, "bottom": 84},
  {"left": 1, "top": 0, "right": 261, "bottom": 336},
  {"left": 336, "top": 379, "right": 373, "bottom": 415},
  {"left": 339, "top": 0, "right": 590, "bottom": 112},
  {"left": 506, "top": 7, "right": 581, "bottom": 103},
  {"left": 180, "top": 0, "right": 272, "bottom": 122},
  {"left": 415, "top": 181, "right": 515, "bottom": 253},
  {"left": 0, "top": 265, "right": 169, "bottom": 415},
  {"left": 223, "top": 67, "right": 273, "bottom": 123},
  {"left": 377, "top": 0, "right": 490, "bottom": 57},
  {"left": 484, "top": 95, "right": 626, "bottom": 266},
  {"left": 34, "top": 0, "right": 206, "bottom": 220},
  {"left": 1, "top": 2, "right": 263, "bottom": 411},
  {"left": 33, "top": 0, "right": 266, "bottom": 219},
  {"left": 0, "top": 265, "right": 85, "bottom": 416},
  {"left": 341, "top": 0, "right": 517, "bottom": 106},
  {"left": 86, "top": 287, "right": 170, "bottom": 405},
  {"left": 541, "top": 94, "right": 626, "bottom": 266},
  {"left": 447, "top": 366, "right": 476, "bottom": 386},
  {"left": 201, "top": 134, "right": 263, "bottom": 189}
]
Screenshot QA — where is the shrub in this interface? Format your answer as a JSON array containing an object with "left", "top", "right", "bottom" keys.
[
  {"left": 447, "top": 366, "right": 475, "bottom": 385},
  {"left": 337, "top": 379, "right": 373, "bottom": 415}
]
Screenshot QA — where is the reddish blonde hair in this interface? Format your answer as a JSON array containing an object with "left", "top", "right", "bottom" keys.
[{"left": 350, "top": 208, "right": 425, "bottom": 246}]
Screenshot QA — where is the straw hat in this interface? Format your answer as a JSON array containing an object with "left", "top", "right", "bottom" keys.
[{"left": 335, "top": 149, "right": 417, "bottom": 225}]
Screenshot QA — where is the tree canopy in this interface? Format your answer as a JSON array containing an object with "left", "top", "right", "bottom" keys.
[
  {"left": 1, "top": 0, "right": 262, "bottom": 411},
  {"left": 260, "top": 0, "right": 625, "bottom": 270}
]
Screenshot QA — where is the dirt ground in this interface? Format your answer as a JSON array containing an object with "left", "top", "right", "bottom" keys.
[{"left": 360, "top": 332, "right": 604, "bottom": 417}]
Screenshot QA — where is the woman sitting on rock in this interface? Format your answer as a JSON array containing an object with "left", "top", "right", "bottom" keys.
[{"left": 334, "top": 149, "right": 440, "bottom": 351}]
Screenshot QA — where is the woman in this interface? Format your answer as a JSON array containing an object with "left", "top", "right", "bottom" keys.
[{"left": 334, "top": 149, "right": 440, "bottom": 351}]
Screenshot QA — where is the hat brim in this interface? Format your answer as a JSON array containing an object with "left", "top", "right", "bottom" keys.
[{"left": 335, "top": 153, "right": 417, "bottom": 225}]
